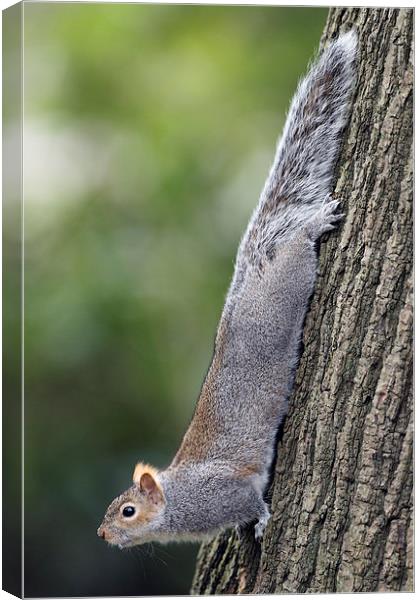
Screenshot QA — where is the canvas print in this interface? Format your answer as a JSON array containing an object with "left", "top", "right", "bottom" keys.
[{"left": 2, "top": 2, "right": 413, "bottom": 597}]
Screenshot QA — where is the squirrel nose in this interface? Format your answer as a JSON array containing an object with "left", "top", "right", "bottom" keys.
[{"left": 97, "top": 527, "right": 106, "bottom": 540}]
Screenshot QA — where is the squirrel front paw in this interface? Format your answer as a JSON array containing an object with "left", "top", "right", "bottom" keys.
[
  {"left": 254, "top": 505, "right": 271, "bottom": 540},
  {"left": 306, "top": 197, "right": 344, "bottom": 241}
]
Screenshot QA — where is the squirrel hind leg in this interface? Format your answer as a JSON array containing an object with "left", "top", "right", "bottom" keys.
[{"left": 254, "top": 502, "right": 271, "bottom": 541}]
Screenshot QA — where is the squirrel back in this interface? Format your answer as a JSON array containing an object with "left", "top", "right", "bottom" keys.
[{"left": 171, "top": 31, "right": 357, "bottom": 470}]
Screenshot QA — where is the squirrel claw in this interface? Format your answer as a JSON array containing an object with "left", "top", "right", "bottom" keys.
[
  {"left": 306, "top": 197, "right": 344, "bottom": 241},
  {"left": 235, "top": 524, "right": 247, "bottom": 541},
  {"left": 254, "top": 507, "right": 271, "bottom": 541}
]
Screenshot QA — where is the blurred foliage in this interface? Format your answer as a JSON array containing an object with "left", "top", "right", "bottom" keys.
[{"left": 10, "top": 2, "right": 326, "bottom": 596}]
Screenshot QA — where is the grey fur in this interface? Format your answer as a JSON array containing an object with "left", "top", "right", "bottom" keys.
[{"left": 98, "top": 32, "right": 357, "bottom": 548}]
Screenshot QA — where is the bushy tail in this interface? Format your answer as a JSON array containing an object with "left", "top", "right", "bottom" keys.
[{"left": 241, "top": 31, "right": 357, "bottom": 264}]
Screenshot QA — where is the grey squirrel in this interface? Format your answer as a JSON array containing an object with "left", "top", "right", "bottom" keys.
[{"left": 98, "top": 31, "right": 357, "bottom": 548}]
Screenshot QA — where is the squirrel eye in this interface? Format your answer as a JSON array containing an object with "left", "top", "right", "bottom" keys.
[{"left": 122, "top": 506, "right": 136, "bottom": 518}]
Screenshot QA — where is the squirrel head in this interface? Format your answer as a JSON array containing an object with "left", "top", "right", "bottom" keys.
[{"left": 97, "top": 463, "right": 165, "bottom": 548}]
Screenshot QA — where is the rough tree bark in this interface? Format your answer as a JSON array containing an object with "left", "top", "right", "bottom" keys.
[{"left": 191, "top": 7, "right": 413, "bottom": 594}]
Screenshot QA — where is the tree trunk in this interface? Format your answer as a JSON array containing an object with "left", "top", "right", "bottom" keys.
[{"left": 191, "top": 7, "right": 413, "bottom": 594}]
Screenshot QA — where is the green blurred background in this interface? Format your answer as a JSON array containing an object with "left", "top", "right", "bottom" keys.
[{"left": 15, "top": 2, "right": 326, "bottom": 596}]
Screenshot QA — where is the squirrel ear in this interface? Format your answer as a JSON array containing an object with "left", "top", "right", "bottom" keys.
[
  {"left": 139, "top": 472, "right": 163, "bottom": 505},
  {"left": 132, "top": 462, "right": 164, "bottom": 504}
]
